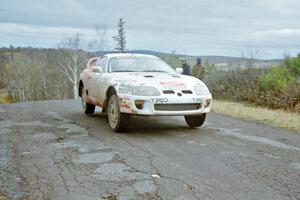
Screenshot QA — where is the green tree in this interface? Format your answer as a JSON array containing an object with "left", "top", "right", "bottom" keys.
[
  {"left": 284, "top": 54, "right": 300, "bottom": 76},
  {"left": 113, "top": 18, "right": 126, "bottom": 52},
  {"left": 259, "top": 66, "right": 293, "bottom": 91}
]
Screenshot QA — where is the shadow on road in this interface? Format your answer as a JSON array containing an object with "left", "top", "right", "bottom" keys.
[{"left": 79, "top": 112, "right": 213, "bottom": 136}]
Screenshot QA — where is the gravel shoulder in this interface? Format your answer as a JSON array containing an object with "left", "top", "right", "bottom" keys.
[{"left": 0, "top": 100, "right": 300, "bottom": 200}]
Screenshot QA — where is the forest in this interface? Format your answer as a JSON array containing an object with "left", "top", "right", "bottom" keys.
[{"left": 1, "top": 45, "right": 299, "bottom": 113}]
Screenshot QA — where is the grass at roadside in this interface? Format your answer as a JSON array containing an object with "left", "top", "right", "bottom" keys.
[
  {"left": 0, "top": 194, "right": 7, "bottom": 200},
  {"left": 212, "top": 99, "right": 300, "bottom": 133},
  {"left": 0, "top": 93, "right": 11, "bottom": 104}
]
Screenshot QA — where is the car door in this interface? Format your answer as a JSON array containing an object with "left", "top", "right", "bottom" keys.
[
  {"left": 85, "top": 58, "right": 97, "bottom": 96},
  {"left": 90, "top": 57, "right": 107, "bottom": 102}
]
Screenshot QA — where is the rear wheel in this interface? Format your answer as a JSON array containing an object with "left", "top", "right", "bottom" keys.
[
  {"left": 107, "top": 94, "right": 130, "bottom": 132},
  {"left": 81, "top": 87, "right": 95, "bottom": 114},
  {"left": 184, "top": 114, "right": 206, "bottom": 128}
]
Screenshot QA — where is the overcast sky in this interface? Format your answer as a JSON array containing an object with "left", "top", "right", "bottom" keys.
[{"left": 0, "top": 0, "right": 300, "bottom": 58}]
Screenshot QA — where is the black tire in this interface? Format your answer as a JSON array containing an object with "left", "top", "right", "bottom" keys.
[
  {"left": 81, "top": 87, "right": 95, "bottom": 114},
  {"left": 184, "top": 113, "right": 206, "bottom": 128},
  {"left": 107, "top": 94, "right": 130, "bottom": 132}
]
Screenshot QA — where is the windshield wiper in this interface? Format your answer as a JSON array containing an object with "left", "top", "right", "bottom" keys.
[
  {"left": 113, "top": 70, "right": 135, "bottom": 72},
  {"left": 142, "top": 70, "right": 168, "bottom": 73}
]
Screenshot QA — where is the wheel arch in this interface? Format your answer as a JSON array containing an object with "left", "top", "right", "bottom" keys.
[
  {"left": 103, "top": 86, "right": 117, "bottom": 109},
  {"left": 106, "top": 86, "right": 117, "bottom": 99}
]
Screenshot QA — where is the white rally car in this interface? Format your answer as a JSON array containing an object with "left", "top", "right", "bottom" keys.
[{"left": 78, "top": 53, "right": 212, "bottom": 132}]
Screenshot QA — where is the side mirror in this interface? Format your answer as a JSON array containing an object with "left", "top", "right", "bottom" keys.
[
  {"left": 92, "top": 66, "right": 103, "bottom": 74},
  {"left": 176, "top": 68, "right": 183, "bottom": 74}
]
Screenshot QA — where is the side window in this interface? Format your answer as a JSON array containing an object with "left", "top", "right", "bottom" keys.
[
  {"left": 101, "top": 57, "right": 108, "bottom": 72},
  {"left": 95, "top": 58, "right": 102, "bottom": 67},
  {"left": 96, "top": 57, "right": 107, "bottom": 72}
]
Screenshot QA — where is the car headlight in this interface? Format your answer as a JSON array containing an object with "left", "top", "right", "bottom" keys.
[
  {"left": 132, "top": 86, "right": 161, "bottom": 96},
  {"left": 194, "top": 86, "right": 210, "bottom": 96}
]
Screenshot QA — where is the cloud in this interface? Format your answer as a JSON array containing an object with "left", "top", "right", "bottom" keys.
[
  {"left": 0, "top": 0, "right": 300, "bottom": 58},
  {"left": 256, "top": 29, "right": 300, "bottom": 37}
]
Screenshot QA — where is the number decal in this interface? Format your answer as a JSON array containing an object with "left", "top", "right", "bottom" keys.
[{"left": 151, "top": 98, "right": 168, "bottom": 104}]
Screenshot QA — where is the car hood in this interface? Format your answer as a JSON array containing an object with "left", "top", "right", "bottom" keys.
[{"left": 110, "top": 72, "right": 206, "bottom": 90}]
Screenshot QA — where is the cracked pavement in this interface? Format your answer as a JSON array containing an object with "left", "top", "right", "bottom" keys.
[{"left": 0, "top": 100, "right": 300, "bottom": 200}]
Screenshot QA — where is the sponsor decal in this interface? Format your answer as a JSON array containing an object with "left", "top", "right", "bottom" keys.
[
  {"left": 119, "top": 97, "right": 131, "bottom": 108},
  {"left": 114, "top": 79, "right": 126, "bottom": 83},
  {"left": 120, "top": 103, "right": 131, "bottom": 109},
  {"left": 119, "top": 97, "right": 136, "bottom": 113},
  {"left": 192, "top": 98, "right": 203, "bottom": 103},
  {"left": 118, "top": 83, "right": 133, "bottom": 94},
  {"left": 159, "top": 81, "right": 187, "bottom": 90}
]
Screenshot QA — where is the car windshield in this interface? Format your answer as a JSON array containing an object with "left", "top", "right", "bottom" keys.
[{"left": 109, "top": 57, "right": 176, "bottom": 73}]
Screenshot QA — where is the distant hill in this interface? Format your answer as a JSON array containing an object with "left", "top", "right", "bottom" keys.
[
  {"left": 184, "top": 55, "right": 283, "bottom": 69},
  {"left": 0, "top": 47, "right": 282, "bottom": 70},
  {"left": 96, "top": 50, "right": 283, "bottom": 69}
]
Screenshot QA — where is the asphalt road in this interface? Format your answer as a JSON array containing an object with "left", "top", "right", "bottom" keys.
[{"left": 0, "top": 100, "right": 300, "bottom": 200}]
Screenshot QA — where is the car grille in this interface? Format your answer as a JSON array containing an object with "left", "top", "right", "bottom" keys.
[{"left": 154, "top": 103, "right": 201, "bottom": 111}]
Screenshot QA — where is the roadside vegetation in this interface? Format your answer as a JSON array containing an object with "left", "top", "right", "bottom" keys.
[
  {"left": 206, "top": 55, "right": 300, "bottom": 113},
  {"left": 0, "top": 18, "right": 126, "bottom": 103},
  {"left": 0, "top": 91, "right": 10, "bottom": 104},
  {"left": 0, "top": 47, "right": 92, "bottom": 102}
]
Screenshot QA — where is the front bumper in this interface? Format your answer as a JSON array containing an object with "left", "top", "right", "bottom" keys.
[{"left": 118, "top": 93, "right": 212, "bottom": 116}]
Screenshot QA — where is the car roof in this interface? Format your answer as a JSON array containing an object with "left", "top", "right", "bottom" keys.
[{"left": 104, "top": 53, "right": 158, "bottom": 59}]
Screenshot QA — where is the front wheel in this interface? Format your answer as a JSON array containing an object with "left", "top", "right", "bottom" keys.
[
  {"left": 184, "top": 114, "right": 206, "bottom": 128},
  {"left": 107, "top": 94, "right": 130, "bottom": 132}
]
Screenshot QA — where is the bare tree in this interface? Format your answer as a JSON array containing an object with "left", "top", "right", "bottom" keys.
[
  {"left": 87, "top": 24, "right": 108, "bottom": 53},
  {"left": 57, "top": 33, "right": 87, "bottom": 99},
  {"left": 36, "top": 61, "right": 48, "bottom": 99},
  {"left": 113, "top": 18, "right": 126, "bottom": 52},
  {"left": 3, "top": 54, "right": 33, "bottom": 102},
  {"left": 240, "top": 48, "right": 262, "bottom": 69}
]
